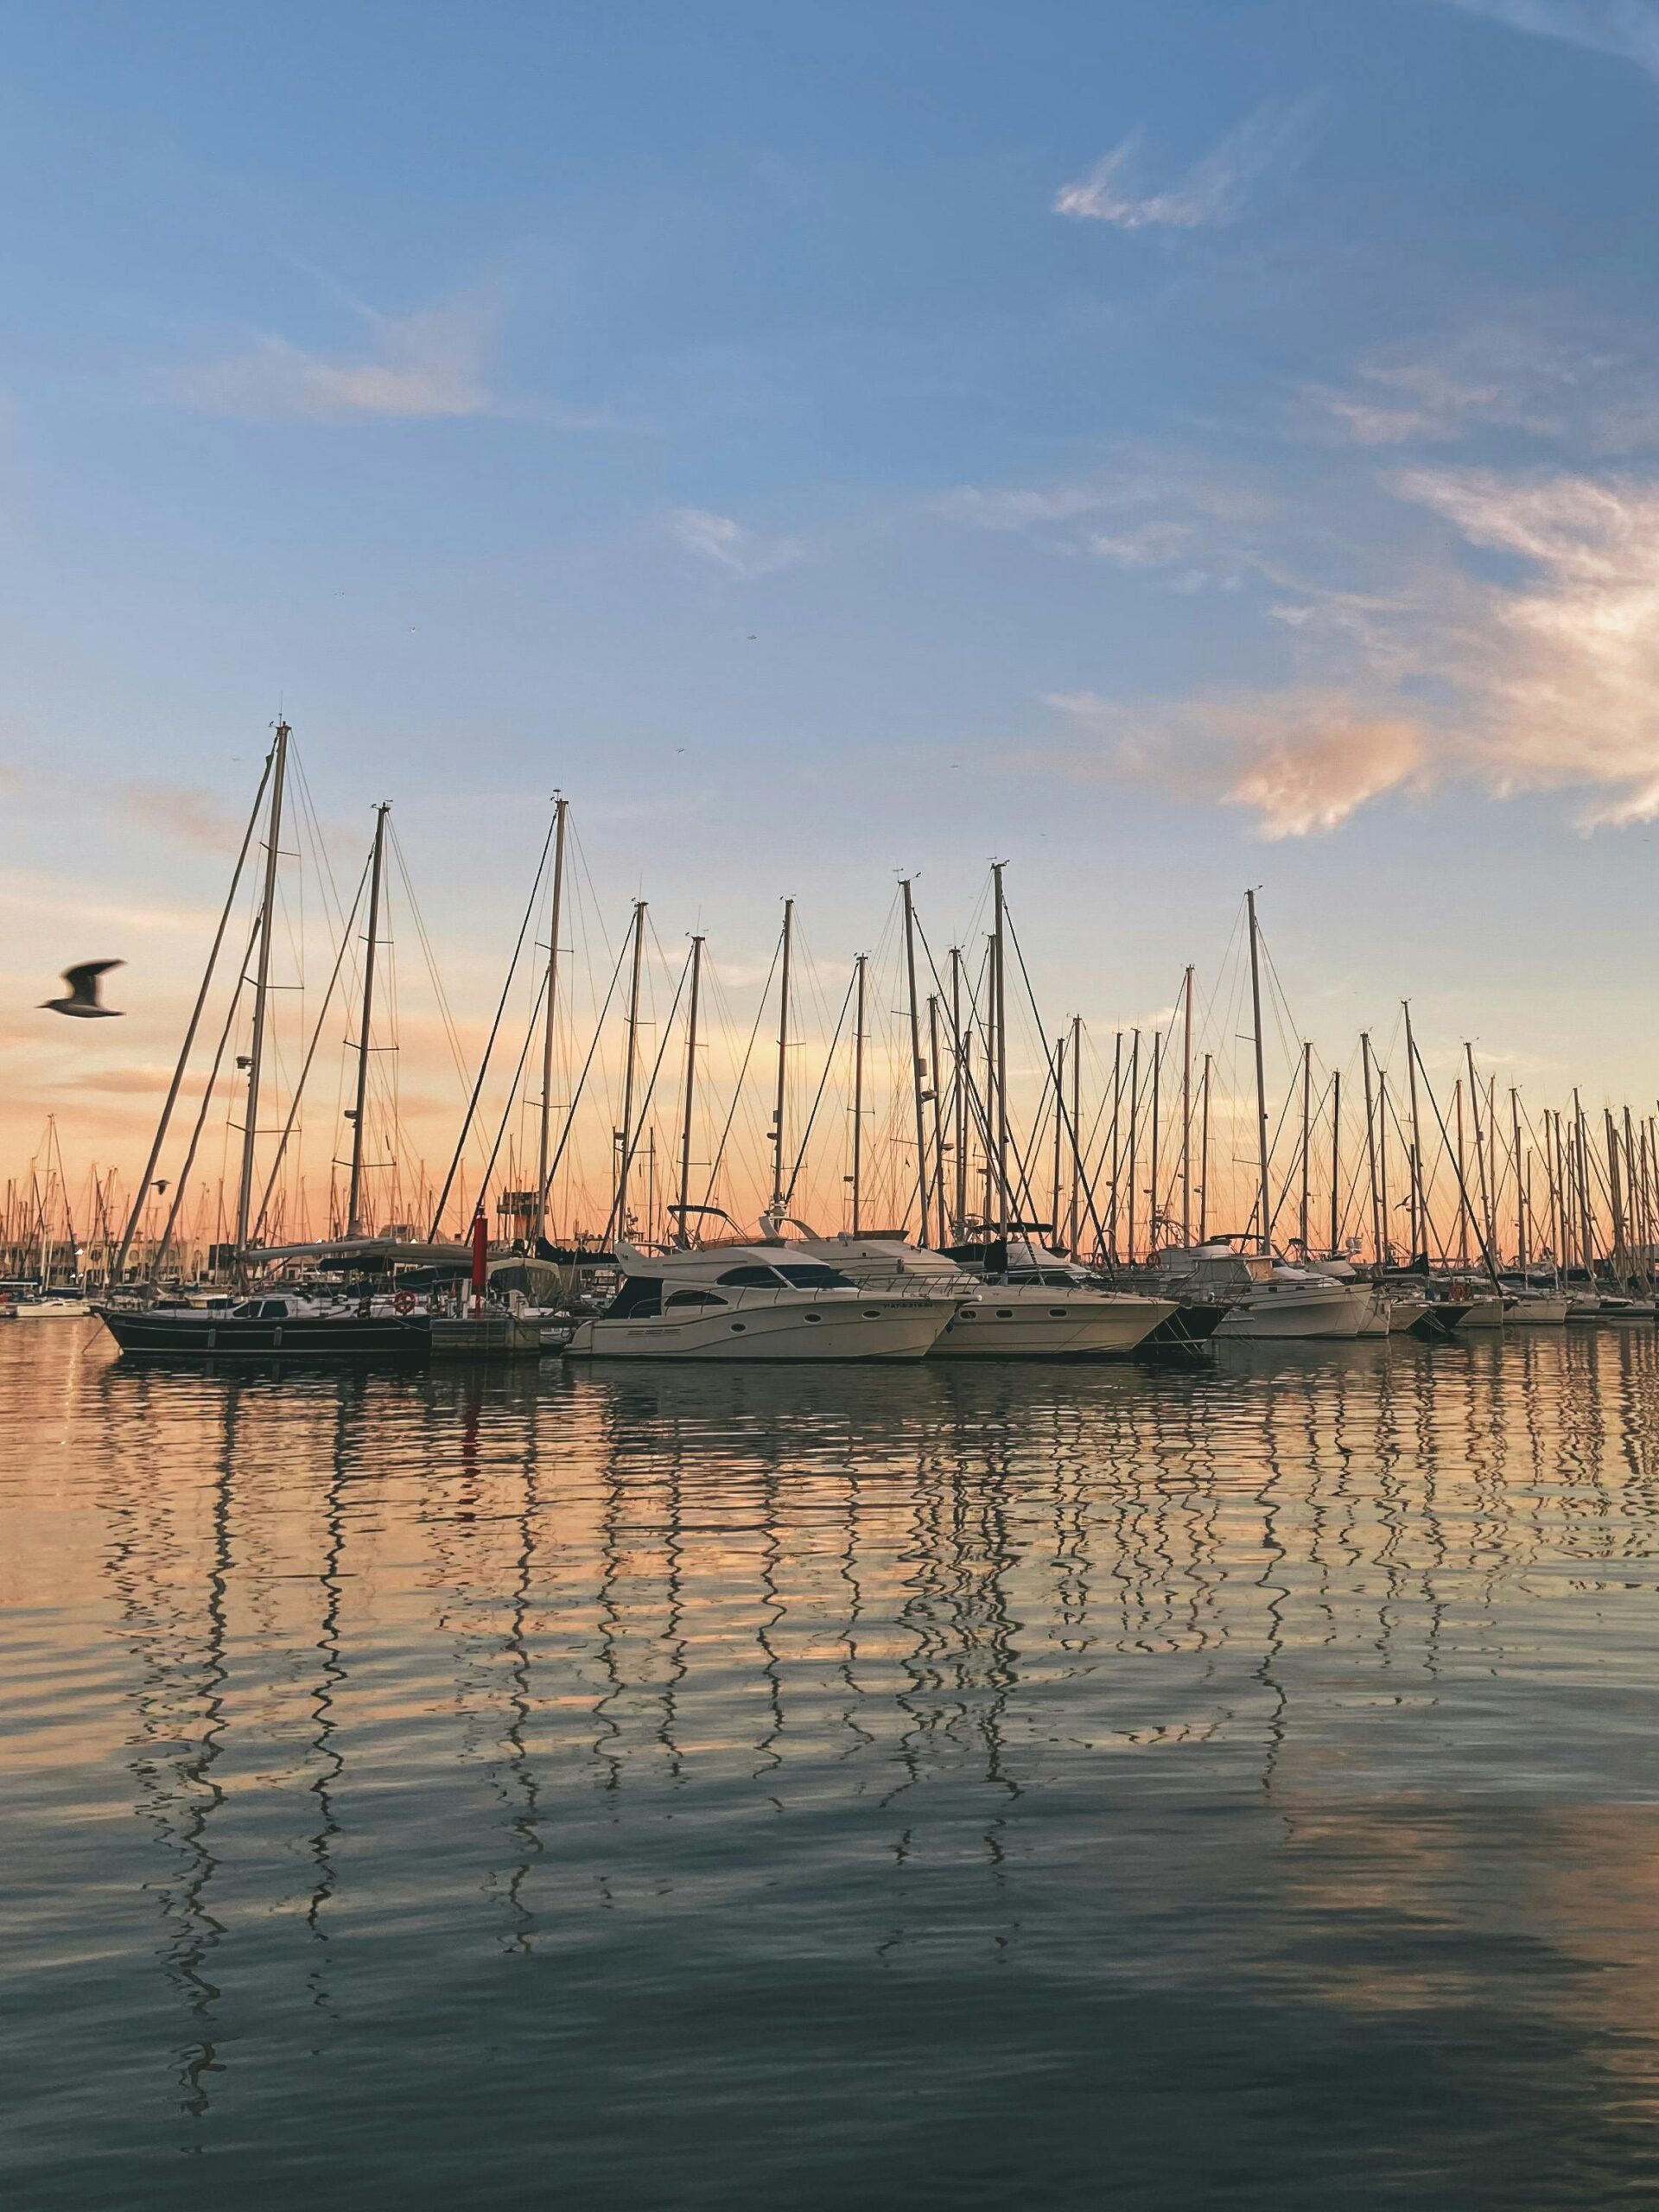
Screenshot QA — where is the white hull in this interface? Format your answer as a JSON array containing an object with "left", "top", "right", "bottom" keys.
[
  {"left": 1388, "top": 1297, "right": 1428, "bottom": 1334},
  {"left": 1456, "top": 1297, "right": 1506, "bottom": 1331},
  {"left": 1217, "top": 1284, "right": 1363, "bottom": 1340},
  {"left": 566, "top": 1294, "right": 951, "bottom": 1363},
  {"left": 930, "top": 1290, "right": 1173, "bottom": 1358},
  {"left": 1355, "top": 1287, "right": 1389, "bottom": 1338},
  {"left": 10, "top": 1298, "right": 92, "bottom": 1319},
  {"left": 1505, "top": 1296, "right": 1569, "bottom": 1326}
]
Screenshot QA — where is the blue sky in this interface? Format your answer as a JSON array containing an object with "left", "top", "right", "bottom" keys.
[{"left": 4, "top": 0, "right": 1659, "bottom": 1174}]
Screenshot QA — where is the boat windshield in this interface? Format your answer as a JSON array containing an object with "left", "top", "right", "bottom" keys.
[{"left": 775, "top": 1263, "right": 855, "bottom": 1290}]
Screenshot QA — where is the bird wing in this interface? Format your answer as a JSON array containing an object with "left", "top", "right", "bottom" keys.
[{"left": 63, "top": 960, "right": 123, "bottom": 1001}]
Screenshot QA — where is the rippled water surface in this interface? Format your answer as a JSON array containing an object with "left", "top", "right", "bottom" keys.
[{"left": 5, "top": 1325, "right": 1659, "bottom": 2209}]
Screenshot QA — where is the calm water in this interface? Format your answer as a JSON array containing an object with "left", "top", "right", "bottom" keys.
[{"left": 4, "top": 1325, "right": 1659, "bottom": 2209}]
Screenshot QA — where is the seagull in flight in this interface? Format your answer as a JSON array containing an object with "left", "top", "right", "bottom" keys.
[{"left": 42, "top": 961, "right": 124, "bottom": 1019}]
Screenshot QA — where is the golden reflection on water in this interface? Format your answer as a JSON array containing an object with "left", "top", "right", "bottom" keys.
[{"left": 5, "top": 1325, "right": 1659, "bottom": 2203}]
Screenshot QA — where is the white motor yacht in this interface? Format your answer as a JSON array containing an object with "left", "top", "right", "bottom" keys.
[
  {"left": 764, "top": 1224, "right": 1175, "bottom": 1359},
  {"left": 1158, "top": 1243, "right": 1363, "bottom": 1341},
  {"left": 563, "top": 1240, "right": 956, "bottom": 1362}
]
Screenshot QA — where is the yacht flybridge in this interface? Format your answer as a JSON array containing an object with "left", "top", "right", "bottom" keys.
[{"left": 563, "top": 1240, "right": 958, "bottom": 1361}]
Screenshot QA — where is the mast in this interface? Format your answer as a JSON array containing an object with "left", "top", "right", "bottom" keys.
[
  {"left": 1329, "top": 1068, "right": 1341, "bottom": 1257},
  {"left": 1362, "top": 1033, "right": 1381, "bottom": 1268},
  {"left": 1069, "top": 1012, "right": 1083, "bottom": 1259},
  {"left": 928, "top": 995, "right": 947, "bottom": 1251},
  {"left": 1181, "top": 965, "right": 1194, "bottom": 1249},
  {"left": 614, "top": 899, "right": 647, "bottom": 1238},
  {"left": 674, "top": 934, "right": 704, "bottom": 1247},
  {"left": 1606, "top": 1108, "right": 1628, "bottom": 1287},
  {"left": 1108, "top": 1032, "right": 1123, "bottom": 1262},
  {"left": 1050, "top": 1033, "right": 1066, "bottom": 1246},
  {"left": 850, "top": 951, "right": 867, "bottom": 1236},
  {"left": 234, "top": 718, "right": 290, "bottom": 1256},
  {"left": 1198, "top": 1053, "right": 1212, "bottom": 1244},
  {"left": 345, "top": 801, "right": 390, "bottom": 1239},
  {"left": 1511, "top": 1088, "right": 1526, "bottom": 1269},
  {"left": 991, "top": 865, "right": 1010, "bottom": 1237},
  {"left": 1465, "top": 1045, "right": 1491, "bottom": 1264},
  {"left": 1127, "top": 1027, "right": 1141, "bottom": 1266},
  {"left": 1455, "top": 1079, "right": 1469, "bottom": 1268},
  {"left": 1574, "top": 1088, "right": 1593, "bottom": 1284},
  {"left": 1148, "top": 1033, "right": 1161, "bottom": 1255},
  {"left": 1246, "top": 888, "right": 1271, "bottom": 1255},
  {"left": 535, "top": 795, "right": 569, "bottom": 1236},
  {"left": 1298, "top": 1041, "right": 1312, "bottom": 1255},
  {"left": 1403, "top": 1000, "right": 1427, "bottom": 1262},
  {"left": 901, "top": 879, "right": 930, "bottom": 1244},
  {"left": 1377, "top": 1066, "right": 1392, "bottom": 1268},
  {"left": 770, "top": 898, "right": 794, "bottom": 1215},
  {"left": 950, "top": 949, "right": 967, "bottom": 1240}
]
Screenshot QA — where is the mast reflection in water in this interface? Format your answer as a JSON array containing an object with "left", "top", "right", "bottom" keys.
[{"left": 4, "top": 1329, "right": 1659, "bottom": 2209}]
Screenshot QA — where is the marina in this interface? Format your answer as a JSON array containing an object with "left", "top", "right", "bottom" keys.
[{"left": 8, "top": 732, "right": 1659, "bottom": 1363}]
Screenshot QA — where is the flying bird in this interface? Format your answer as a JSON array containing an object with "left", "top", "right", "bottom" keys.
[{"left": 42, "top": 961, "right": 124, "bottom": 1019}]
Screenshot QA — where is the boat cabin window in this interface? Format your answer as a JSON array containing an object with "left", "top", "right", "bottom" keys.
[
  {"left": 233, "top": 1299, "right": 289, "bottom": 1319},
  {"left": 665, "top": 1288, "right": 728, "bottom": 1310},
  {"left": 776, "top": 1263, "right": 855, "bottom": 1290},
  {"left": 717, "top": 1265, "right": 787, "bottom": 1288},
  {"left": 606, "top": 1277, "right": 664, "bottom": 1319}
]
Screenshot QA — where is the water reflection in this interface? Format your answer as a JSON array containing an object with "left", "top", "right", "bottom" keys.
[{"left": 1, "top": 1330, "right": 1656, "bottom": 2205}]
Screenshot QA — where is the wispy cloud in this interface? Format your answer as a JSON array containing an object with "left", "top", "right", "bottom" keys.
[
  {"left": 1394, "top": 467, "right": 1659, "bottom": 823},
  {"left": 665, "top": 507, "right": 804, "bottom": 577},
  {"left": 1438, "top": 1, "right": 1659, "bottom": 78},
  {"left": 1029, "top": 461, "right": 1659, "bottom": 836},
  {"left": 1309, "top": 321, "right": 1659, "bottom": 452},
  {"left": 934, "top": 461, "right": 1274, "bottom": 591},
  {"left": 1038, "top": 688, "right": 1431, "bottom": 837},
  {"left": 172, "top": 291, "right": 496, "bottom": 423},
  {"left": 1054, "top": 99, "right": 1324, "bottom": 231}
]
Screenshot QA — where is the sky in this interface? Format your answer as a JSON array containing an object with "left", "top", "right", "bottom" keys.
[{"left": 4, "top": 0, "right": 1659, "bottom": 1222}]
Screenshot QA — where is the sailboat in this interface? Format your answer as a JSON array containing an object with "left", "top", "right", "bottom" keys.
[{"left": 97, "top": 733, "right": 458, "bottom": 1357}]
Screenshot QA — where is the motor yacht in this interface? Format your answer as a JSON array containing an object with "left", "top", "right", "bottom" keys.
[
  {"left": 776, "top": 1226, "right": 1176, "bottom": 1359},
  {"left": 1157, "top": 1242, "right": 1363, "bottom": 1340},
  {"left": 563, "top": 1240, "right": 956, "bottom": 1362}
]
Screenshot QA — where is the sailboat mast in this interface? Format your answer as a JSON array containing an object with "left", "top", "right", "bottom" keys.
[
  {"left": 950, "top": 949, "right": 967, "bottom": 1240},
  {"left": 1181, "top": 965, "right": 1194, "bottom": 1249},
  {"left": 1069, "top": 1012, "right": 1083, "bottom": 1259},
  {"left": 1403, "top": 1000, "right": 1427, "bottom": 1262},
  {"left": 850, "top": 951, "right": 867, "bottom": 1236},
  {"left": 1298, "top": 1041, "right": 1312, "bottom": 1255},
  {"left": 615, "top": 900, "right": 647, "bottom": 1237},
  {"left": 771, "top": 899, "right": 794, "bottom": 1215},
  {"left": 901, "top": 879, "right": 930, "bottom": 1244},
  {"left": 1127, "top": 1028, "right": 1141, "bottom": 1265},
  {"left": 1511, "top": 1089, "right": 1526, "bottom": 1269},
  {"left": 1109, "top": 1032, "right": 1122, "bottom": 1262},
  {"left": 1050, "top": 1033, "right": 1065, "bottom": 1245},
  {"left": 1246, "top": 888, "right": 1271, "bottom": 1256},
  {"left": 1148, "top": 1033, "right": 1161, "bottom": 1255},
  {"left": 535, "top": 795, "right": 569, "bottom": 1236},
  {"left": 1362, "top": 1032, "right": 1381, "bottom": 1268},
  {"left": 1330, "top": 1068, "right": 1342, "bottom": 1256},
  {"left": 992, "top": 865, "right": 1009, "bottom": 1237},
  {"left": 674, "top": 933, "right": 704, "bottom": 1247},
  {"left": 928, "top": 995, "right": 946, "bottom": 1250},
  {"left": 1199, "top": 1053, "right": 1211, "bottom": 1244},
  {"left": 345, "top": 802, "right": 390, "bottom": 1239},
  {"left": 234, "top": 718, "right": 290, "bottom": 1256}
]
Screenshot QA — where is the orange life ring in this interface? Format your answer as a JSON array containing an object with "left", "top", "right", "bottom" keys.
[{"left": 394, "top": 1290, "right": 417, "bottom": 1315}]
